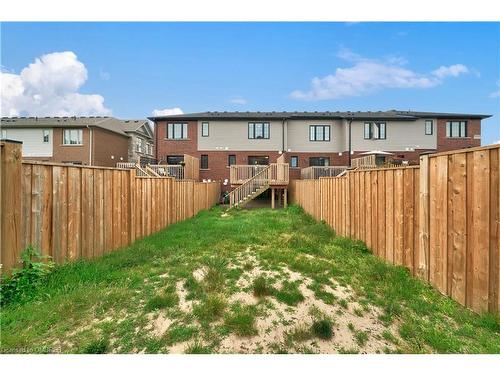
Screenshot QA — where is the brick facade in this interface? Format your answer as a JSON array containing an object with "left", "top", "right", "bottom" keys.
[
  {"left": 436, "top": 118, "right": 481, "bottom": 152},
  {"left": 155, "top": 120, "right": 198, "bottom": 162}
]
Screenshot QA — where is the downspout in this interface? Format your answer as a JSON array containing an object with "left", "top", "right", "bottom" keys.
[
  {"left": 281, "top": 118, "right": 285, "bottom": 152},
  {"left": 347, "top": 118, "right": 353, "bottom": 167},
  {"left": 87, "top": 125, "right": 93, "bottom": 166}
]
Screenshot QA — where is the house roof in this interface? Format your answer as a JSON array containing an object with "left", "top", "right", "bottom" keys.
[
  {"left": 148, "top": 110, "right": 491, "bottom": 121},
  {"left": 118, "top": 119, "right": 154, "bottom": 139},
  {"left": 0, "top": 116, "right": 152, "bottom": 138}
]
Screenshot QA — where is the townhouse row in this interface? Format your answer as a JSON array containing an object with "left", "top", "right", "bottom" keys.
[{"left": 1, "top": 110, "right": 490, "bottom": 190}]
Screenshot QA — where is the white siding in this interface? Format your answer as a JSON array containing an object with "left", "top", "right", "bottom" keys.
[
  {"left": 286, "top": 119, "right": 344, "bottom": 152},
  {"left": 350, "top": 119, "right": 437, "bottom": 151},
  {"left": 3, "top": 128, "right": 53, "bottom": 157},
  {"left": 197, "top": 120, "right": 282, "bottom": 151}
]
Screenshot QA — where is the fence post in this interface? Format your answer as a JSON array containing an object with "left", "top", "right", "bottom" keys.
[
  {"left": 418, "top": 154, "right": 430, "bottom": 281},
  {"left": 129, "top": 168, "right": 136, "bottom": 243},
  {"left": 1, "top": 140, "right": 23, "bottom": 274}
]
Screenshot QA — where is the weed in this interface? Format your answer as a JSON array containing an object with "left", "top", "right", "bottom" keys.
[
  {"left": 274, "top": 281, "right": 304, "bottom": 306},
  {"left": 224, "top": 306, "right": 258, "bottom": 336},
  {"left": 145, "top": 292, "right": 179, "bottom": 311},
  {"left": 184, "top": 341, "right": 212, "bottom": 354},
  {"left": 354, "top": 330, "right": 369, "bottom": 346},
  {"left": 252, "top": 276, "right": 271, "bottom": 297},
  {"left": 82, "top": 338, "right": 108, "bottom": 354},
  {"left": 194, "top": 294, "right": 226, "bottom": 322},
  {"left": 312, "top": 319, "right": 333, "bottom": 340}
]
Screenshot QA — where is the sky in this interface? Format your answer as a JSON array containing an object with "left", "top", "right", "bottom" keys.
[{"left": 1, "top": 22, "right": 499, "bottom": 145}]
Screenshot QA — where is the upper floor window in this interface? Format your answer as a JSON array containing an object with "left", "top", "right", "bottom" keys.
[
  {"left": 167, "top": 123, "right": 188, "bottom": 139},
  {"left": 63, "top": 129, "right": 83, "bottom": 145},
  {"left": 136, "top": 138, "right": 142, "bottom": 152},
  {"left": 364, "top": 122, "right": 386, "bottom": 140},
  {"left": 43, "top": 130, "right": 50, "bottom": 143},
  {"left": 309, "top": 125, "right": 330, "bottom": 141},
  {"left": 425, "top": 120, "right": 433, "bottom": 135},
  {"left": 201, "top": 122, "right": 209, "bottom": 137},
  {"left": 228, "top": 154, "right": 236, "bottom": 166},
  {"left": 1, "top": 129, "right": 7, "bottom": 139},
  {"left": 309, "top": 157, "right": 330, "bottom": 167},
  {"left": 446, "top": 121, "right": 467, "bottom": 138},
  {"left": 200, "top": 155, "right": 209, "bottom": 169},
  {"left": 248, "top": 122, "right": 270, "bottom": 139},
  {"left": 291, "top": 156, "right": 299, "bottom": 168}
]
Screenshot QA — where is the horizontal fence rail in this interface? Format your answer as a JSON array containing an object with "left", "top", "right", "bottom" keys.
[
  {"left": 0, "top": 141, "right": 220, "bottom": 274},
  {"left": 290, "top": 144, "right": 500, "bottom": 314}
]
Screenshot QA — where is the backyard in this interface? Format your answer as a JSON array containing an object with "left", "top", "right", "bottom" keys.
[{"left": 0, "top": 205, "right": 498, "bottom": 354}]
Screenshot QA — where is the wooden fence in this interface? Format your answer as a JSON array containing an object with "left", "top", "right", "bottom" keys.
[
  {"left": 0, "top": 141, "right": 220, "bottom": 274},
  {"left": 289, "top": 144, "right": 500, "bottom": 314}
]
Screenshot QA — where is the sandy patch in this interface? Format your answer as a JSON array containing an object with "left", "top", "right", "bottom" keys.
[
  {"left": 229, "top": 291, "right": 260, "bottom": 305},
  {"left": 145, "top": 312, "right": 173, "bottom": 337},
  {"left": 193, "top": 267, "right": 207, "bottom": 282}
]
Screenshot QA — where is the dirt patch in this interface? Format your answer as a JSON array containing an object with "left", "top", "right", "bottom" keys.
[
  {"left": 193, "top": 267, "right": 207, "bottom": 282},
  {"left": 145, "top": 312, "right": 173, "bottom": 337}
]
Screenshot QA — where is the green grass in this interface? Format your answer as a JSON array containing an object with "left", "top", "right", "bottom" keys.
[
  {"left": 252, "top": 276, "right": 272, "bottom": 297},
  {"left": 312, "top": 319, "right": 334, "bottom": 340},
  {"left": 0, "top": 205, "right": 499, "bottom": 353}
]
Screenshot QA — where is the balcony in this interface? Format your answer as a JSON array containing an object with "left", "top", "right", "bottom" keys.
[{"left": 229, "top": 164, "right": 289, "bottom": 186}]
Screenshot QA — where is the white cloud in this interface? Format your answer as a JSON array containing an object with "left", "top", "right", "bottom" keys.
[
  {"left": 152, "top": 107, "right": 184, "bottom": 116},
  {"left": 229, "top": 97, "right": 247, "bottom": 105},
  {"left": 1, "top": 51, "right": 111, "bottom": 116},
  {"left": 432, "top": 64, "right": 469, "bottom": 78},
  {"left": 291, "top": 50, "right": 471, "bottom": 101}
]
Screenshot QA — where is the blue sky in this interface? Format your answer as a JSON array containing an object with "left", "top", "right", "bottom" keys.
[{"left": 1, "top": 22, "right": 499, "bottom": 144}]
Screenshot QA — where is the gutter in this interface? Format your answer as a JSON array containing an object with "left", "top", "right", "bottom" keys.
[{"left": 87, "top": 125, "right": 93, "bottom": 166}]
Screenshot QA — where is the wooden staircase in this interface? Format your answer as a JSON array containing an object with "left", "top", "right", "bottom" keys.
[{"left": 228, "top": 165, "right": 271, "bottom": 208}]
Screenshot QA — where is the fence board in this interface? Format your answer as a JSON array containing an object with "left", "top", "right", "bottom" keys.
[{"left": 291, "top": 144, "right": 500, "bottom": 314}]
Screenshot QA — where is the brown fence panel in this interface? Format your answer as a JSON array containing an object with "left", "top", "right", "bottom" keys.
[
  {"left": 0, "top": 141, "right": 220, "bottom": 274},
  {"left": 291, "top": 145, "right": 500, "bottom": 314}
]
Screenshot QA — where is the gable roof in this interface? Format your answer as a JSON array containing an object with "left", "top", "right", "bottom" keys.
[
  {"left": 148, "top": 110, "right": 491, "bottom": 121},
  {"left": 0, "top": 116, "right": 151, "bottom": 138},
  {"left": 118, "top": 119, "right": 154, "bottom": 139}
]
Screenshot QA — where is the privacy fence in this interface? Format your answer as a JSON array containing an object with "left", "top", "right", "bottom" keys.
[
  {"left": 0, "top": 141, "right": 220, "bottom": 274},
  {"left": 290, "top": 144, "right": 500, "bottom": 314}
]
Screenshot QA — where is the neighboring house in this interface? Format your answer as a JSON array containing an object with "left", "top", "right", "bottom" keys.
[
  {"left": 119, "top": 119, "right": 155, "bottom": 164},
  {"left": 0, "top": 116, "right": 130, "bottom": 167},
  {"left": 149, "top": 110, "right": 489, "bottom": 189}
]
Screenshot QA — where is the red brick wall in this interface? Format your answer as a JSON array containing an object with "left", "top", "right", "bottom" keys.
[
  {"left": 92, "top": 128, "right": 130, "bottom": 167},
  {"left": 155, "top": 120, "right": 198, "bottom": 162},
  {"left": 436, "top": 118, "right": 481, "bottom": 152},
  {"left": 52, "top": 127, "right": 91, "bottom": 164}
]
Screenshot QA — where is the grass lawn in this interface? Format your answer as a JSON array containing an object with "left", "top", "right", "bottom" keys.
[{"left": 1, "top": 205, "right": 499, "bottom": 354}]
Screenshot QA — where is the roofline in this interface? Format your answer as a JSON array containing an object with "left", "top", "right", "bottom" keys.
[{"left": 148, "top": 112, "right": 492, "bottom": 122}]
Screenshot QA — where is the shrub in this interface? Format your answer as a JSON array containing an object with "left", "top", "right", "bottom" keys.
[
  {"left": 0, "top": 246, "right": 54, "bottom": 306},
  {"left": 312, "top": 319, "right": 333, "bottom": 340}
]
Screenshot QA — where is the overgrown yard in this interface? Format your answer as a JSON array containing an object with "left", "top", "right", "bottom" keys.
[{"left": 1, "top": 206, "right": 499, "bottom": 354}]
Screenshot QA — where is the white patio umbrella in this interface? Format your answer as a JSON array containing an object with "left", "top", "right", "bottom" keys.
[{"left": 359, "top": 150, "right": 395, "bottom": 155}]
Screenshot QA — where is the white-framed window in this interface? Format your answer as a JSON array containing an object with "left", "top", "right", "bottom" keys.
[
  {"left": 201, "top": 122, "right": 209, "bottom": 137},
  {"left": 425, "top": 120, "right": 433, "bottom": 135},
  {"left": 42, "top": 129, "right": 50, "bottom": 143},
  {"left": 309, "top": 125, "right": 330, "bottom": 141},
  {"left": 1, "top": 129, "right": 6, "bottom": 139},
  {"left": 364, "top": 122, "right": 386, "bottom": 140},
  {"left": 291, "top": 156, "right": 299, "bottom": 168},
  {"left": 63, "top": 129, "right": 83, "bottom": 145},
  {"left": 167, "top": 123, "right": 188, "bottom": 139},
  {"left": 446, "top": 121, "right": 467, "bottom": 138},
  {"left": 248, "top": 122, "right": 270, "bottom": 139}
]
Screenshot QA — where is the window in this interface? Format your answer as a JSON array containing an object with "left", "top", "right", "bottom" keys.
[
  {"left": 291, "top": 156, "right": 299, "bottom": 168},
  {"left": 425, "top": 120, "right": 433, "bottom": 135},
  {"left": 446, "top": 121, "right": 467, "bottom": 138},
  {"left": 200, "top": 155, "right": 209, "bottom": 169},
  {"left": 309, "top": 157, "right": 330, "bottom": 167},
  {"left": 364, "top": 122, "right": 386, "bottom": 140},
  {"left": 248, "top": 156, "right": 269, "bottom": 165},
  {"left": 201, "top": 122, "right": 209, "bottom": 137},
  {"left": 364, "top": 122, "right": 371, "bottom": 139},
  {"left": 309, "top": 125, "right": 330, "bottom": 141},
  {"left": 42, "top": 130, "right": 50, "bottom": 143},
  {"left": 136, "top": 139, "right": 141, "bottom": 152},
  {"left": 166, "top": 155, "right": 184, "bottom": 165},
  {"left": 63, "top": 129, "right": 83, "bottom": 145},
  {"left": 1, "top": 129, "right": 6, "bottom": 139},
  {"left": 248, "top": 122, "right": 270, "bottom": 139},
  {"left": 167, "top": 123, "right": 188, "bottom": 139},
  {"left": 228, "top": 154, "right": 236, "bottom": 166}
]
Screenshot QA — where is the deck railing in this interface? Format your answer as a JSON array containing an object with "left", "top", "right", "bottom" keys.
[
  {"left": 229, "top": 166, "right": 270, "bottom": 207},
  {"left": 301, "top": 166, "right": 348, "bottom": 179},
  {"left": 269, "top": 163, "right": 289, "bottom": 184},
  {"left": 229, "top": 165, "right": 268, "bottom": 184},
  {"left": 117, "top": 162, "right": 185, "bottom": 179}
]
